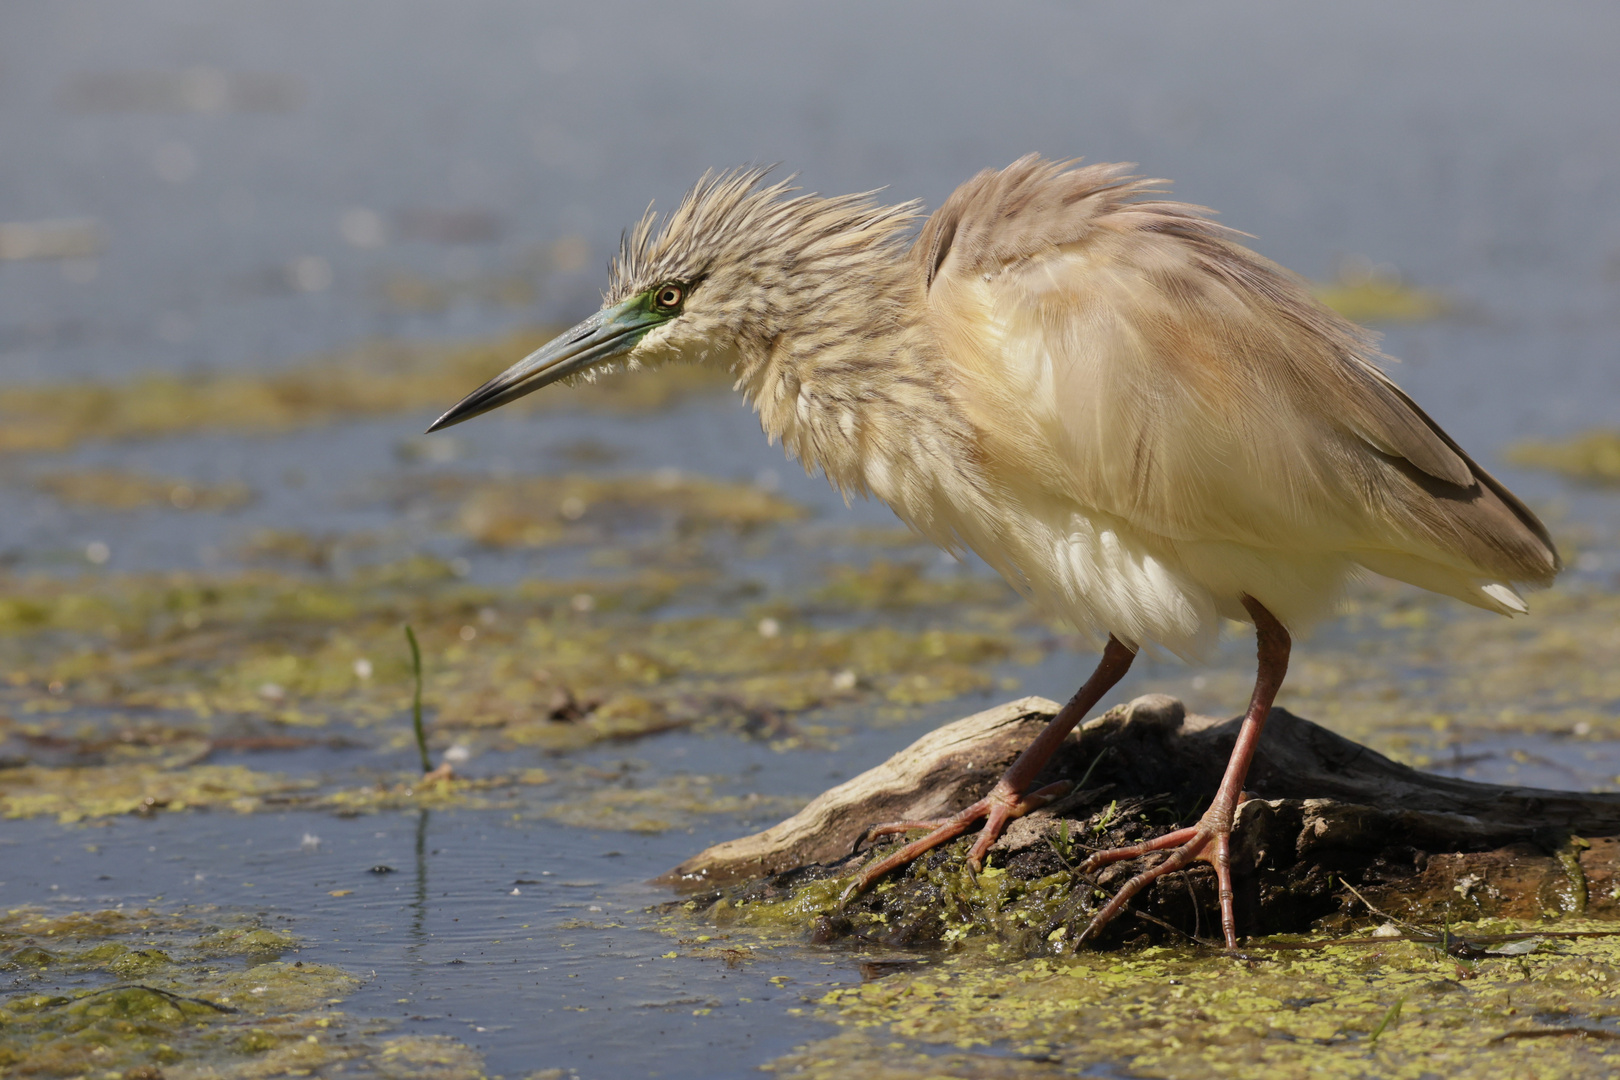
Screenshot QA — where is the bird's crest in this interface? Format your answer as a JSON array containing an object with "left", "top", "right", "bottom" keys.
[{"left": 607, "top": 166, "right": 921, "bottom": 302}]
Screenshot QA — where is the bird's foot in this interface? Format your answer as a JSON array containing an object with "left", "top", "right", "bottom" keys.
[
  {"left": 1075, "top": 792, "right": 1249, "bottom": 950},
  {"left": 837, "top": 780, "right": 1072, "bottom": 907}
]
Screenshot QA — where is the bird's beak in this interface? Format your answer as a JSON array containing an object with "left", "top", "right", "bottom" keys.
[{"left": 427, "top": 296, "right": 663, "bottom": 432}]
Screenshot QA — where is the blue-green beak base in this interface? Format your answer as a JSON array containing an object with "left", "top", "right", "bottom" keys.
[{"left": 427, "top": 296, "right": 664, "bottom": 432}]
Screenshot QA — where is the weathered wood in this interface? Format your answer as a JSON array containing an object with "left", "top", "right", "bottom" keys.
[
  {"left": 660, "top": 696, "right": 1061, "bottom": 888},
  {"left": 667, "top": 695, "right": 1620, "bottom": 939}
]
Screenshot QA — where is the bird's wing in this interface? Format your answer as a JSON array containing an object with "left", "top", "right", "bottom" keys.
[{"left": 915, "top": 156, "right": 1558, "bottom": 604}]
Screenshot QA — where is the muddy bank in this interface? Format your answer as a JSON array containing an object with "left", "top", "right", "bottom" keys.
[{"left": 667, "top": 695, "right": 1620, "bottom": 950}]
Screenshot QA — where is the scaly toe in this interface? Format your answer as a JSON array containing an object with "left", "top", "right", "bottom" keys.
[{"left": 1075, "top": 827, "right": 1216, "bottom": 946}]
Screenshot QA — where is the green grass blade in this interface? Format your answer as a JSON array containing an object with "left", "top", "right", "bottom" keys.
[{"left": 404, "top": 625, "right": 431, "bottom": 773}]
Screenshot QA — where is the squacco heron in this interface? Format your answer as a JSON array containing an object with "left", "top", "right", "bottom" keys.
[{"left": 430, "top": 157, "right": 1559, "bottom": 948}]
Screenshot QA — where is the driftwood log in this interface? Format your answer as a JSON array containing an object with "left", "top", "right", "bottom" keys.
[{"left": 664, "top": 696, "right": 1620, "bottom": 945}]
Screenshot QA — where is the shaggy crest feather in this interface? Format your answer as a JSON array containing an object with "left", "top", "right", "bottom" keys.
[{"left": 607, "top": 166, "right": 921, "bottom": 304}]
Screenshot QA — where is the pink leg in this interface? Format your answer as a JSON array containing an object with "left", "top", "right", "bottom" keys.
[
  {"left": 1076, "top": 597, "right": 1291, "bottom": 949},
  {"left": 840, "top": 636, "right": 1137, "bottom": 905}
]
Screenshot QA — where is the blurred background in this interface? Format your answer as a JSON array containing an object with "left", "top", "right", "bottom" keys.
[
  {"left": 5, "top": 2, "right": 1617, "bottom": 397},
  {"left": 3, "top": 4, "right": 1619, "bottom": 1077}
]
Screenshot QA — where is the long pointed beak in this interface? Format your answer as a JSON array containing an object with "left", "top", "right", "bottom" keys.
[{"left": 427, "top": 297, "right": 662, "bottom": 432}]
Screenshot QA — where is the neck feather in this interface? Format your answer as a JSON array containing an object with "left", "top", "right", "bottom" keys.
[{"left": 726, "top": 247, "right": 987, "bottom": 548}]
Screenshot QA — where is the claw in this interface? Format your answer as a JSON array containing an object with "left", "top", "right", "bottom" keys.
[
  {"left": 1072, "top": 798, "right": 1247, "bottom": 949},
  {"left": 837, "top": 637, "right": 1139, "bottom": 912}
]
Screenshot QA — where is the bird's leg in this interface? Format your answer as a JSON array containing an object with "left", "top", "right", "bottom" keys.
[
  {"left": 1076, "top": 597, "right": 1290, "bottom": 949},
  {"left": 840, "top": 636, "right": 1136, "bottom": 905}
]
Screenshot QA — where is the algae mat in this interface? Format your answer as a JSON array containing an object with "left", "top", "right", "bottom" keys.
[
  {"left": 766, "top": 927, "right": 1620, "bottom": 1079},
  {"left": 0, "top": 327, "right": 732, "bottom": 455},
  {"left": 0, "top": 552, "right": 1037, "bottom": 827},
  {"left": 0, "top": 904, "right": 487, "bottom": 1078}
]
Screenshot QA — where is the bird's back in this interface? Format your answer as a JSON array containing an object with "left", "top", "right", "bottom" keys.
[{"left": 909, "top": 156, "right": 1557, "bottom": 656}]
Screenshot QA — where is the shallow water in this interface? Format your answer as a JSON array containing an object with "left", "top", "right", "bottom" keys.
[
  {"left": 2, "top": 810, "right": 856, "bottom": 1077},
  {"left": 3, "top": 3, "right": 1620, "bottom": 1077},
  {"left": 12, "top": 721, "right": 1620, "bottom": 1077}
]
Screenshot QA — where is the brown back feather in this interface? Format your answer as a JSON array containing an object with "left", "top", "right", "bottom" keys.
[{"left": 916, "top": 155, "right": 1560, "bottom": 588}]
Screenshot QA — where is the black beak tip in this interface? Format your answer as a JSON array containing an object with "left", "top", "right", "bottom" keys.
[
  {"left": 427, "top": 381, "right": 505, "bottom": 432},
  {"left": 425, "top": 404, "right": 468, "bottom": 434}
]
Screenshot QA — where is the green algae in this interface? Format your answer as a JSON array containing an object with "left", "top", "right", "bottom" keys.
[
  {"left": 0, "top": 559, "right": 696, "bottom": 730},
  {"left": 33, "top": 469, "right": 256, "bottom": 512},
  {"left": 414, "top": 469, "right": 808, "bottom": 549},
  {"left": 231, "top": 527, "right": 384, "bottom": 571},
  {"left": 770, "top": 927, "right": 1620, "bottom": 1079},
  {"left": 810, "top": 559, "right": 1016, "bottom": 611},
  {"left": 377, "top": 267, "right": 539, "bottom": 314},
  {"left": 0, "top": 754, "right": 800, "bottom": 833},
  {"left": 764, "top": 1029, "right": 1070, "bottom": 1079},
  {"left": 1285, "top": 584, "right": 1620, "bottom": 750},
  {"left": 0, "top": 550, "right": 1031, "bottom": 820},
  {"left": 1506, "top": 430, "right": 1620, "bottom": 487},
  {"left": 0, "top": 906, "right": 487, "bottom": 1079},
  {"left": 3, "top": 547, "right": 1615, "bottom": 832},
  {"left": 0, "top": 556, "right": 1017, "bottom": 738},
  {"left": 1313, "top": 264, "right": 1452, "bottom": 324},
  {"left": 538, "top": 773, "right": 800, "bottom": 834},
  {"left": 702, "top": 824, "right": 1106, "bottom": 957},
  {"left": 664, "top": 844, "right": 1620, "bottom": 1079},
  {"left": 306, "top": 768, "right": 553, "bottom": 816},
  {"left": 0, "top": 763, "right": 307, "bottom": 823},
  {"left": 0, "top": 325, "right": 730, "bottom": 455},
  {"left": 0, "top": 758, "right": 563, "bottom": 823}
]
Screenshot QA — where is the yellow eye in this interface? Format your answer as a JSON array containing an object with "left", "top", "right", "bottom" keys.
[{"left": 653, "top": 283, "right": 684, "bottom": 310}]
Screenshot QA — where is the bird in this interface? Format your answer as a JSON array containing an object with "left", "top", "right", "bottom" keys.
[{"left": 428, "top": 156, "right": 1560, "bottom": 948}]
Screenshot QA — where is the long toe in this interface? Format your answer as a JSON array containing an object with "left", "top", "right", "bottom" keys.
[
  {"left": 841, "top": 780, "right": 1074, "bottom": 905},
  {"left": 859, "top": 816, "right": 957, "bottom": 844},
  {"left": 1074, "top": 817, "right": 1243, "bottom": 948},
  {"left": 839, "top": 808, "right": 982, "bottom": 905},
  {"left": 1075, "top": 829, "right": 1218, "bottom": 945},
  {"left": 1077, "top": 823, "right": 1204, "bottom": 875}
]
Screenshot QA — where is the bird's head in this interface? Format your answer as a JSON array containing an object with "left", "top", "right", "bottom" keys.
[{"left": 427, "top": 167, "right": 918, "bottom": 432}]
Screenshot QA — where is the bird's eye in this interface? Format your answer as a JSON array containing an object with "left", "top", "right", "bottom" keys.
[{"left": 653, "top": 283, "right": 685, "bottom": 311}]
